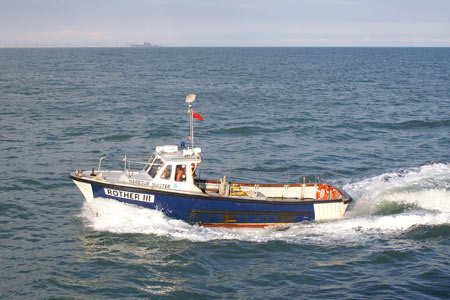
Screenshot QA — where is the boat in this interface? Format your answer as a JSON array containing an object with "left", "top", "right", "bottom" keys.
[{"left": 70, "top": 94, "right": 352, "bottom": 227}]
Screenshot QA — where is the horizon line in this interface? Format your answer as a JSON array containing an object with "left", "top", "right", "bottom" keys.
[{"left": 1, "top": 45, "right": 450, "bottom": 49}]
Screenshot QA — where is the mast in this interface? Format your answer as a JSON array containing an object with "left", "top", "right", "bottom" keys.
[{"left": 185, "top": 94, "right": 196, "bottom": 149}]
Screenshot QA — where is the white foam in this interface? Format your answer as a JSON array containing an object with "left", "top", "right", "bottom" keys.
[
  {"left": 344, "top": 162, "right": 450, "bottom": 216},
  {"left": 261, "top": 211, "right": 450, "bottom": 245},
  {"left": 79, "top": 197, "right": 228, "bottom": 242},
  {"left": 78, "top": 163, "right": 450, "bottom": 245}
]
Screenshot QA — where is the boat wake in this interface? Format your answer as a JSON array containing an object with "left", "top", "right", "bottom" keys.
[
  {"left": 79, "top": 163, "right": 450, "bottom": 245},
  {"left": 344, "top": 162, "right": 450, "bottom": 216}
]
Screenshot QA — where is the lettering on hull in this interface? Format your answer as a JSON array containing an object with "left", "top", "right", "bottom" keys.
[
  {"left": 128, "top": 178, "right": 169, "bottom": 189},
  {"left": 104, "top": 188, "right": 154, "bottom": 203}
]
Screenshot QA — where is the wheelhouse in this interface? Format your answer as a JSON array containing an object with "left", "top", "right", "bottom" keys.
[{"left": 141, "top": 145, "right": 203, "bottom": 193}]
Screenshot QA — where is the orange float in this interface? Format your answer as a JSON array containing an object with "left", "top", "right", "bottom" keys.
[
  {"left": 316, "top": 183, "right": 330, "bottom": 200},
  {"left": 329, "top": 187, "right": 343, "bottom": 199}
]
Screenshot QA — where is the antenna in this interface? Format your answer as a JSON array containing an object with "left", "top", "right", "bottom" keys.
[{"left": 185, "top": 94, "right": 196, "bottom": 148}]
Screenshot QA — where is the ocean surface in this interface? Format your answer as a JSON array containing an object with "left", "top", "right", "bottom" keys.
[{"left": 1, "top": 47, "right": 450, "bottom": 299}]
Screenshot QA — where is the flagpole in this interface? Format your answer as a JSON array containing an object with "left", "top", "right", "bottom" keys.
[
  {"left": 185, "top": 94, "right": 196, "bottom": 149},
  {"left": 190, "top": 103, "right": 194, "bottom": 149}
]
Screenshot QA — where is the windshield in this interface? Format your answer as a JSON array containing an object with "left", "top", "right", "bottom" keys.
[
  {"left": 148, "top": 158, "right": 163, "bottom": 179},
  {"left": 144, "top": 154, "right": 156, "bottom": 172}
]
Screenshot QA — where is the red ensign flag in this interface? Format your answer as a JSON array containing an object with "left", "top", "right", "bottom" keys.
[{"left": 193, "top": 111, "right": 203, "bottom": 121}]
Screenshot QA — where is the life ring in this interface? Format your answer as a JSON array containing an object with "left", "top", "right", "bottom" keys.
[
  {"left": 330, "top": 187, "right": 343, "bottom": 199},
  {"left": 316, "top": 183, "right": 330, "bottom": 200}
]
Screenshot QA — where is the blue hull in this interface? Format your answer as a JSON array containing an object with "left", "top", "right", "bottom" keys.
[{"left": 72, "top": 175, "right": 351, "bottom": 227}]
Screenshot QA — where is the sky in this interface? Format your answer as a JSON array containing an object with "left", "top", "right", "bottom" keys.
[{"left": 1, "top": 0, "right": 449, "bottom": 47}]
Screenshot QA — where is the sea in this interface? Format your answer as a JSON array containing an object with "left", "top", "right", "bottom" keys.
[{"left": 1, "top": 47, "right": 449, "bottom": 299}]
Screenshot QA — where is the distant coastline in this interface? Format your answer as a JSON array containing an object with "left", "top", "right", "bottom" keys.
[
  {"left": 0, "top": 44, "right": 448, "bottom": 49},
  {"left": 0, "top": 42, "right": 162, "bottom": 48},
  {"left": 129, "top": 42, "right": 162, "bottom": 48}
]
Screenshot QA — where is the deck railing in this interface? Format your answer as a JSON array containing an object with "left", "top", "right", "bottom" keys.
[
  {"left": 196, "top": 168, "right": 321, "bottom": 185},
  {"left": 96, "top": 154, "right": 325, "bottom": 185}
]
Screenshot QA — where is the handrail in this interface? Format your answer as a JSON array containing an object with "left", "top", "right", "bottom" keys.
[
  {"left": 97, "top": 156, "right": 106, "bottom": 171},
  {"left": 123, "top": 159, "right": 151, "bottom": 165},
  {"left": 97, "top": 154, "right": 323, "bottom": 184},
  {"left": 97, "top": 155, "right": 151, "bottom": 173},
  {"left": 196, "top": 168, "right": 321, "bottom": 185}
]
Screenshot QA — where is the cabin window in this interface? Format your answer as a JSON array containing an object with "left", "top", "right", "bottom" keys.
[
  {"left": 175, "top": 164, "right": 186, "bottom": 182},
  {"left": 144, "top": 154, "right": 156, "bottom": 172},
  {"left": 148, "top": 158, "right": 163, "bottom": 178},
  {"left": 160, "top": 165, "right": 172, "bottom": 180}
]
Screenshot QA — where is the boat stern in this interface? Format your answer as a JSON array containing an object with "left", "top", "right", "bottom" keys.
[{"left": 313, "top": 185, "right": 353, "bottom": 221}]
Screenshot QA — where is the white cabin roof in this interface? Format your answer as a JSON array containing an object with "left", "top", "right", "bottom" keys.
[{"left": 154, "top": 145, "right": 202, "bottom": 164}]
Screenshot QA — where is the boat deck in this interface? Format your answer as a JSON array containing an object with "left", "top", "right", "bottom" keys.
[{"left": 73, "top": 169, "right": 347, "bottom": 202}]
